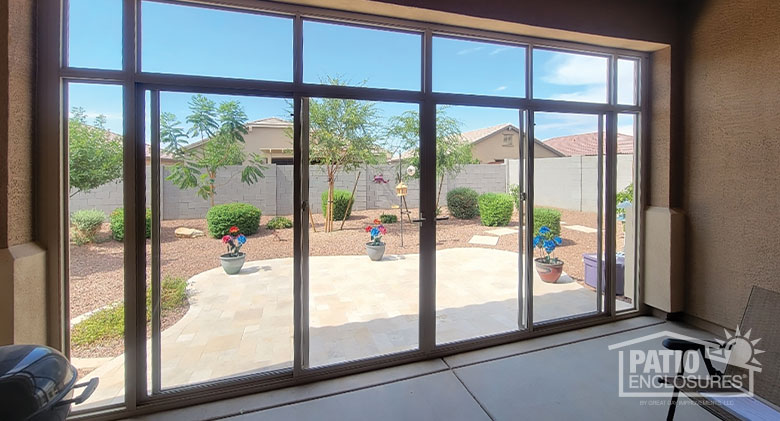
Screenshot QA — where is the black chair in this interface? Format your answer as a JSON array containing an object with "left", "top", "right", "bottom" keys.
[{"left": 661, "top": 286, "right": 780, "bottom": 420}]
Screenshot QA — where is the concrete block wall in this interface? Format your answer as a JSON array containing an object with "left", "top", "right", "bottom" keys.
[
  {"left": 446, "top": 164, "right": 507, "bottom": 195},
  {"left": 275, "top": 165, "right": 294, "bottom": 215},
  {"left": 70, "top": 159, "right": 636, "bottom": 219},
  {"left": 506, "top": 155, "right": 634, "bottom": 213},
  {"left": 68, "top": 166, "right": 153, "bottom": 217},
  {"left": 366, "top": 165, "right": 421, "bottom": 210},
  {"left": 161, "top": 165, "right": 277, "bottom": 220}
]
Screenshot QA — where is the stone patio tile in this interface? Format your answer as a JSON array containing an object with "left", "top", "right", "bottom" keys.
[
  {"left": 484, "top": 227, "right": 519, "bottom": 236},
  {"left": 468, "top": 235, "right": 499, "bottom": 246},
  {"left": 562, "top": 224, "right": 598, "bottom": 233},
  {"left": 76, "top": 248, "right": 617, "bottom": 409}
]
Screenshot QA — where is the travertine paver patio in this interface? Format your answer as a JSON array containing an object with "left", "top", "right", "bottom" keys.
[{"left": 76, "top": 247, "right": 629, "bottom": 410}]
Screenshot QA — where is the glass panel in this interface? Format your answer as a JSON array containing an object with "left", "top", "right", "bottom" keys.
[
  {"left": 432, "top": 36, "right": 526, "bottom": 97},
  {"left": 533, "top": 49, "right": 608, "bottom": 103},
  {"left": 68, "top": 0, "right": 122, "bottom": 69},
  {"left": 141, "top": 1, "right": 293, "bottom": 81},
  {"left": 434, "top": 105, "right": 526, "bottom": 344},
  {"left": 303, "top": 21, "right": 421, "bottom": 90},
  {"left": 533, "top": 112, "right": 602, "bottom": 323},
  {"left": 306, "top": 99, "right": 420, "bottom": 367},
  {"left": 152, "top": 92, "right": 294, "bottom": 389},
  {"left": 616, "top": 114, "right": 637, "bottom": 312},
  {"left": 67, "top": 83, "right": 124, "bottom": 410},
  {"left": 618, "top": 59, "right": 638, "bottom": 105}
]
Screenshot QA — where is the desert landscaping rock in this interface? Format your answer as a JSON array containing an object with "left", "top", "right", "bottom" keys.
[{"left": 175, "top": 227, "right": 205, "bottom": 238}]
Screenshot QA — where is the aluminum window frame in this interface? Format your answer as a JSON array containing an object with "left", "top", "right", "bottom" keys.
[{"left": 41, "top": 0, "right": 648, "bottom": 419}]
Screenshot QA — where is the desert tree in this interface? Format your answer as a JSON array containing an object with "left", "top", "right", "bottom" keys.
[
  {"left": 385, "top": 107, "right": 475, "bottom": 209},
  {"left": 162, "top": 94, "right": 266, "bottom": 207},
  {"left": 287, "top": 77, "right": 383, "bottom": 232},
  {"left": 68, "top": 107, "right": 123, "bottom": 197}
]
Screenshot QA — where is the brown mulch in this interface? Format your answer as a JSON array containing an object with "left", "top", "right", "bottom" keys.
[{"left": 70, "top": 207, "right": 621, "bottom": 320}]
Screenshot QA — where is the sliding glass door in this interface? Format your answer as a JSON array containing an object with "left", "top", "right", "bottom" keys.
[
  {"left": 56, "top": 0, "right": 644, "bottom": 415},
  {"left": 302, "top": 98, "right": 423, "bottom": 368}
]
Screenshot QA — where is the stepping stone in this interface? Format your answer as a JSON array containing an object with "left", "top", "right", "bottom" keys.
[
  {"left": 468, "top": 235, "right": 499, "bottom": 246},
  {"left": 562, "top": 224, "right": 598, "bottom": 234},
  {"left": 484, "top": 227, "right": 518, "bottom": 236}
]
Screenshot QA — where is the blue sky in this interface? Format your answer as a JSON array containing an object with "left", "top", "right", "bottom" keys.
[{"left": 68, "top": 0, "right": 637, "bottom": 142}]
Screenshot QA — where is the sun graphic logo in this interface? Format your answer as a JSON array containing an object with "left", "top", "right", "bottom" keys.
[{"left": 706, "top": 326, "right": 764, "bottom": 372}]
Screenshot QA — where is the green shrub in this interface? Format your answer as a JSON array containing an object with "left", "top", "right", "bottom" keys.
[
  {"left": 267, "top": 216, "right": 293, "bottom": 230},
  {"left": 320, "top": 189, "right": 353, "bottom": 220},
  {"left": 616, "top": 183, "right": 634, "bottom": 217},
  {"left": 71, "top": 276, "right": 188, "bottom": 347},
  {"left": 478, "top": 193, "right": 514, "bottom": 226},
  {"left": 70, "top": 209, "right": 106, "bottom": 245},
  {"left": 447, "top": 187, "right": 480, "bottom": 219},
  {"left": 533, "top": 208, "right": 561, "bottom": 237},
  {"left": 109, "top": 207, "right": 151, "bottom": 241},
  {"left": 380, "top": 213, "right": 398, "bottom": 224},
  {"left": 206, "top": 203, "right": 261, "bottom": 238},
  {"left": 509, "top": 184, "right": 522, "bottom": 209}
]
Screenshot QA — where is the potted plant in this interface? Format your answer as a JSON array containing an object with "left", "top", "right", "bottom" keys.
[
  {"left": 364, "top": 219, "right": 387, "bottom": 261},
  {"left": 533, "top": 226, "right": 564, "bottom": 283},
  {"left": 220, "top": 226, "right": 247, "bottom": 275}
]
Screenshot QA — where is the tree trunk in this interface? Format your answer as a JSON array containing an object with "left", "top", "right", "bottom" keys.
[
  {"left": 209, "top": 171, "right": 216, "bottom": 207},
  {"left": 326, "top": 173, "right": 335, "bottom": 232},
  {"left": 435, "top": 174, "right": 445, "bottom": 210}
]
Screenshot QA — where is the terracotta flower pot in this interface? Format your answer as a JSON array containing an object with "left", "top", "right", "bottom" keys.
[
  {"left": 220, "top": 252, "right": 246, "bottom": 275},
  {"left": 534, "top": 258, "right": 564, "bottom": 283},
  {"left": 366, "top": 242, "right": 386, "bottom": 261}
]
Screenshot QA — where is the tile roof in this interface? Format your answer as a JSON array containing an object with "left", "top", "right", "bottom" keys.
[
  {"left": 460, "top": 123, "right": 515, "bottom": 144},
  {"left": 542, "top": 132, "right": 634, "bottom": 156},
  {"left": 247, "top": 117, "right": 292, "bottom": 128}
]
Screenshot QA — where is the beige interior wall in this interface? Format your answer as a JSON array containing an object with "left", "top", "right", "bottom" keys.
[
  {"left": 0, "top": 0, "right": 46, "bottom": 346},
  {"left": 682, "top": 0, "right": 780, "bottom": 328}
]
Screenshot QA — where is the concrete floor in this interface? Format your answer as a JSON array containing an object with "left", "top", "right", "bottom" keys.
[
  {"left": 124, "top": 317, "right": 719, "bottom": 421},
  {"left": 76, "top": 248, "right": 630, "bottom": 410}
]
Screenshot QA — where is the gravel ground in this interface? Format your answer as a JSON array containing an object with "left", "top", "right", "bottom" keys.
[
  {"left": 70, "top": 207, "right": 622, "bottom": 318},
  {"left": 71, "top": 304, "right": 189, "bottom": 361}
]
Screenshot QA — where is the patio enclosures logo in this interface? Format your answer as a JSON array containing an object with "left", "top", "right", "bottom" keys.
[{"left": 607, "top": 328, "right": 763, "bottom": 398}]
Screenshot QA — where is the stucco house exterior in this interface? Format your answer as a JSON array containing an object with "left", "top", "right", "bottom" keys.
[
  {"left": 461, "top": 123, "right": 565, "bottom": 163},
  {"left": 184, "top": 119, "right": 570, "bottom": 165},
  {"left": 186, "top": 117, "right": 295, "bottom": 164}
]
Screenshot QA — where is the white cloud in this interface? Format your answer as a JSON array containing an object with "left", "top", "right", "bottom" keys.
[
  {"left": 456, "top": 46, "right": 484, "bottom": 55},
  {"left": 489, "top": 47, "right": 510, "bottom": 56},
  {"left": 618, "top": 124, "right": 635, "bottom": 135},
  {"left": 550, "top": 86, "right": 607, "bottom": 103},
  {"left": 494, "top": 86, "right": 508, "bottom": 92},
  {"left": 542, "top": 54, "right": 608, "bottom": 86}
]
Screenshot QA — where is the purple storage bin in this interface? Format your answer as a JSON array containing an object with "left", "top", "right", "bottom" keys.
[{"left": 583, "top": 253, "right": 625, "bottom": 296}]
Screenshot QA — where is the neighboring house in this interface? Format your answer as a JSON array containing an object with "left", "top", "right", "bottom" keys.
[
  {"left": 542, "top": 132, "right": 634, "bottom": 156},
  {"left": 461, "top": 123, "right": 565, "bottom": 163},
  {"left": 185, "top": 117, "right": 295, "bottom": 165},
  {"left": 144, "top": 144, "right": 176, "bottom": 165},
  {"left": 184, "top": 119, "right": 577, "bottom": 166}
]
